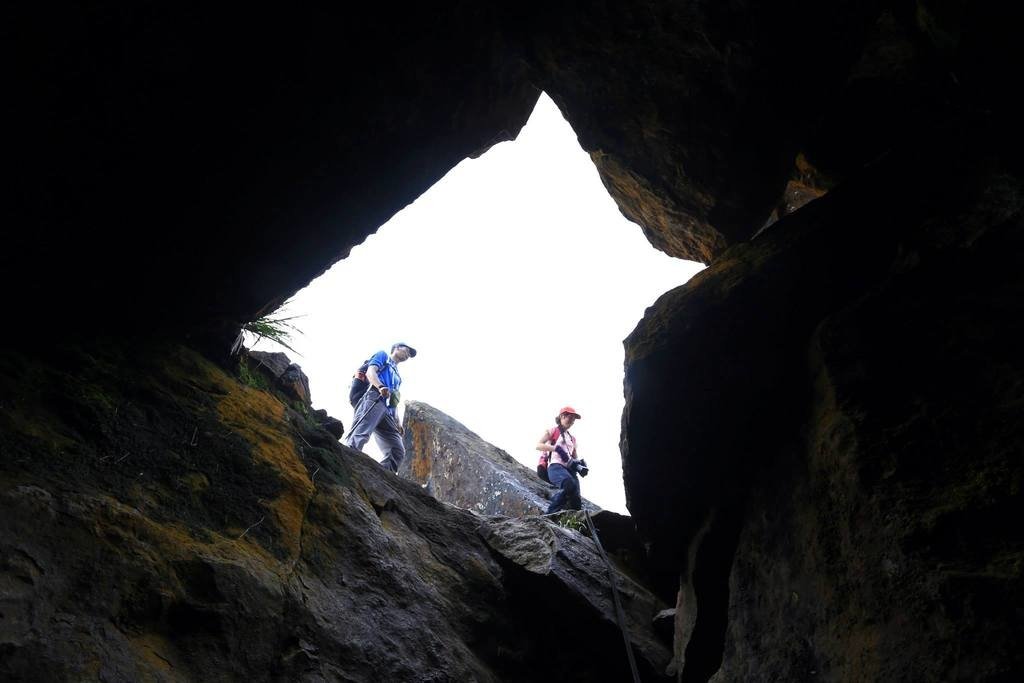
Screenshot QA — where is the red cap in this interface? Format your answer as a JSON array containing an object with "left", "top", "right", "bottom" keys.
[{"left": 558, "top": 406, "right": 582, "bottom": 419}]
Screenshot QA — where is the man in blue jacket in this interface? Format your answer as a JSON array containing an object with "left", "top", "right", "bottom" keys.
[{"left": 344, "top": 342, "right": 416, "bottom": 472}]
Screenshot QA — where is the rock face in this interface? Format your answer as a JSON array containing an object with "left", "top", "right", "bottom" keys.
[
  {"left": 246, "top": 350, "right": 312, "bottom": 405},
  {"left": 17, "top": 2, "right": 1015, "bottom": 341},
  {"left": 6, "top": 2, "right": 1024, "bottom": 680},
  {"left": 516, "top": 0, "right": 883, "bottom": 262},
  {"left": 0, "top": 343, "right": 671, "bottom": 681},
  {"left": 623, "top": 134, "right": 1024, "bottom": 680},
  {"left": 401, "top": 401, "right": 598, "bottom": 516},
  {"left": 241, "top": 348, "right": 344, "bottom": 440},
  {"left": 478, "top": 515, "right": 672, "bottom": 676}
]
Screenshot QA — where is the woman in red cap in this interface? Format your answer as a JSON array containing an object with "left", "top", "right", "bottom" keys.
[{"left": 537, "top": 406, "right": 587, "bottom": 513}]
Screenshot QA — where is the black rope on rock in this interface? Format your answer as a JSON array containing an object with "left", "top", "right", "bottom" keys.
[{"left": 585, "top": 508, "right": 642, "bottom": 683}]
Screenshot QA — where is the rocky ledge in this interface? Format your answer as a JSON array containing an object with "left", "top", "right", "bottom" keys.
[{"left": 0, "top": 342, "right": 671, "bottom": 681}]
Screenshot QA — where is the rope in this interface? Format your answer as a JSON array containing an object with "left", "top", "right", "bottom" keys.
[{"left": 585, "top": 509, "right": 642, "bottom": 683}]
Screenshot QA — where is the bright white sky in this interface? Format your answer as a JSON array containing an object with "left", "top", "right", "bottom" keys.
[{"left": 248, "top": 93, "right": 704, "bottom": 514}]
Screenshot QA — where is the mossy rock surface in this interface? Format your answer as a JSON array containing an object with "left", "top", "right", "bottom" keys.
[{"left": 0, "top": 341, "right": 672, "bottom": 682}]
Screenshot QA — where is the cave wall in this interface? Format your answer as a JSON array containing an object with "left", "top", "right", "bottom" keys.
[
  {"left": 6, "top": 1, "right": 1024, "bottom": 680},
  {"left": 622, "top": 116, "right": 1024, "bottom": 680},
  {"left": 512, "top": 0, "right": 884, "bottom": 261},
  {"left": 10, "top": 0, "right": 923, "bottom": 342},
  {"left": 614, "top": 2, "right": 1024, "bottom": 678},
  {"left": 716, "top": 210, "right": 1024, "bottom": 680}
]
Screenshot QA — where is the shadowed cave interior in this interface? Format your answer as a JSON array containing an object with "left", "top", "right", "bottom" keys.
[{"left": 3, "top": 3, "right": 1023, "bottom": 681}]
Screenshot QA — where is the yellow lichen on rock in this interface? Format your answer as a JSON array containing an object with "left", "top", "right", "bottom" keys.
[
  {"left": 409, "top": 421, "right": 434, "bottom": 483},
  {"left": 213, "top": 371, "right": 314, "bottom": 562}
]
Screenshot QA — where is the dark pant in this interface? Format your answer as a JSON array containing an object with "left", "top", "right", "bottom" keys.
[
  {"left": 344, "top": 387, "right": 405, "bottom": 472},
  {"left": 546, "top": 463, "right": 581, "bottom": 513}
]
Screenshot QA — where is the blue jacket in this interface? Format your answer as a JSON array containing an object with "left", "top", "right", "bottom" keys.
[{"left": 366, "top": 350, "right": 401, "bottom": 413}]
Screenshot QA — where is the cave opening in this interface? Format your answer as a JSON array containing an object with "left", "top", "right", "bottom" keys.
[{"left": 244, "top": 93, "right": 705, "bottom": 513}]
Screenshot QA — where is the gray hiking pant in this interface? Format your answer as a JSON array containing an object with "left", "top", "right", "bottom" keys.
[{"left": 344, "top": 387, "right": 405, "bottom": 472}]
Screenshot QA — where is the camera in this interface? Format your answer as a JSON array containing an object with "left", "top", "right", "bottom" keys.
[{"left": 570, "top": 458, "right": 589, "bottom": 477}]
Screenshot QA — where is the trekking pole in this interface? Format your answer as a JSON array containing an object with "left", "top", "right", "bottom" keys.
[{"left": 585, "top": 508, "right": 642, "bottom": 683}]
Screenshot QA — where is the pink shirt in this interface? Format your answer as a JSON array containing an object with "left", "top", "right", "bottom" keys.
[{"left": 546, "top": 428, "right": 577, "bottom": 466}]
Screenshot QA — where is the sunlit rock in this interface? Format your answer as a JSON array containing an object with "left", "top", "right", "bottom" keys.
[{"left": 401, "top": 400, "right": 597, "bottom": 516}]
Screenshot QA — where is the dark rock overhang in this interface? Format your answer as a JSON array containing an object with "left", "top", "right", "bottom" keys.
[
  {"left": 6, "top": 3, "right": 1024, "bottom": 679},
  {"left": 14, "top": 2, "right": 1011, "bottom": 346},
  {"left": 9, "top": 5, "right": 541, "bottom": 345}
]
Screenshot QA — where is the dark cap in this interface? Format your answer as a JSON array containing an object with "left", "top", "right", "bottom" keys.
[{"left": 392, "top": 342, "right": 417, "bottom": 357}]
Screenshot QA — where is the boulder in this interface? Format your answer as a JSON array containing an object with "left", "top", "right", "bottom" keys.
[
  {"left": 401, "top": 401, "right": 598, "bottom": 516},
  {"left": 478, "top": 514, "right": 672, "bottom": 679}
]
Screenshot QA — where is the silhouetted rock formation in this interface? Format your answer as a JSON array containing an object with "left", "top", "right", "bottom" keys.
[
  {"left": 479, "top": 515, "right": 671, "bottom": 677},
  {"left": 0, "top": 343, "right": 671, "bottom": 681},
  {"left": 623, "top": 134, "right": 1024, "bottom": 680},
  {"left": 401, "top": 400, "right": 597, "bottom": 516},
  {"left": 6, "top": 1, "right": 1023, "bottom": 680}
]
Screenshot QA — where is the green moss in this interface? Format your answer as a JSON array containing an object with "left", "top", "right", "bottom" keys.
[
  {"left": 237, "top": 356, "right": 269, "bottom": 390},
  {"left": 554, "top": 510, "right": 588, "bottom": 533},
  {"left": 0, "top": 341, "right": 297, "bottom": 554},
  {"left": 292, "top": 400, "right": 321, "bottom": 430}
]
